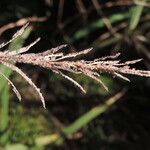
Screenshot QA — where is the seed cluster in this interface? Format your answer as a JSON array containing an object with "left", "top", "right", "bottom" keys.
[{"left": 0, "top": 24, "right": 150, "bottom": 108}]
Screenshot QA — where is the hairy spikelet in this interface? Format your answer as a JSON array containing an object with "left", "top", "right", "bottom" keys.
[{"left": 0, "top": 24, "right": 150, "bottom": 108}]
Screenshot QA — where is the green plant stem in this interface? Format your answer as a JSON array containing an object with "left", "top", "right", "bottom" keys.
[{"left": 0, "top": 84, "right": 10, "bottom": 132}]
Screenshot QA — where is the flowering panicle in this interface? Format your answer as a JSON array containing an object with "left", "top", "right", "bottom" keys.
[{"left": 0, "top": 24, "right": 150, "bottom": 108}]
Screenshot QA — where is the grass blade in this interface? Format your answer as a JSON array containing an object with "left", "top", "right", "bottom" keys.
[
  {"left": 129, "top": 3, "right": 144, "bottom": 30},
  {"left": 35, "top": 90, "right": 125, "bottom": 146}
]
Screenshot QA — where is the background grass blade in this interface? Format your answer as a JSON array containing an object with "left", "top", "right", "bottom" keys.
[
  {"left": 129, "top": 1, "right": 145, "bottom": 30},
  {"left": 35, "top": 90, "right": 125, "bottom": 146},
  {"left": 72, "top": 13, "right": 129, "bottom": 41}
]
